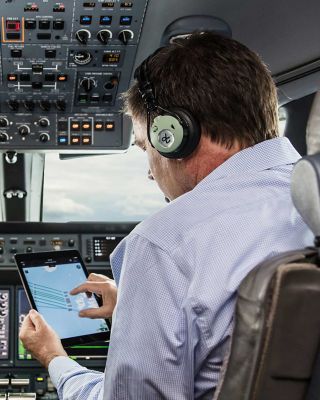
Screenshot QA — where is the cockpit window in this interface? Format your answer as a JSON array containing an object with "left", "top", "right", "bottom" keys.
[
  {"left": 279, "top": 106, "right": 287, "bottom": 137},
  {"left": 42, "top": 146, "right": 166, "bottom": 222}
]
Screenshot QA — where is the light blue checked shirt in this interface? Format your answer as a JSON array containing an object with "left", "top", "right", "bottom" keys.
[{"left": 49, "top": 137, "right": 313, "bottom": 399}]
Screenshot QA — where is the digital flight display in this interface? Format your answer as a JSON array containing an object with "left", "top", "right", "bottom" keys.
[
  {"left": 93, "top": 236, "right": 123, "bottom": 262},
  {"left": 17, "top": 288, "right": 33, "bottom": 360},
  {"left": 0, "top": 289, "right": 10, "bottom": 360}
]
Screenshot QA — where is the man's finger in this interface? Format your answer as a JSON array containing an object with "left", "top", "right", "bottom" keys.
[
  {"left": 70, "top": 282, "right": 103, "bottom": 296},
  {"left": 19, "top": 315, "right": 35, "bottom": 338},
  {"left": 28, "top": 309, "right": 46, "bottom": 330},
  {"left": 88, "top": 273, "right": 108, "bottom": 282},
  {"left": 79, "top": 307, "right": 104, "bottom": 319}
]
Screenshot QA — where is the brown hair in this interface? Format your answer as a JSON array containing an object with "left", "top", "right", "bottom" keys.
[{"left": 123, "top": 32, "right": 279, "bottom": 149}]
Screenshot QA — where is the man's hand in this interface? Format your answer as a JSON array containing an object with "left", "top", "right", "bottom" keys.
[
  {"left": 19, "top": 310, "right": 67, "bottom": 369},
  {"left": 70, "top": 273, "right": 117, "bottom": 319}
]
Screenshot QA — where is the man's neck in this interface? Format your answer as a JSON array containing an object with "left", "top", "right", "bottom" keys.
[{"left": 185, "top": 136, "right": 242, "bottom": 188}]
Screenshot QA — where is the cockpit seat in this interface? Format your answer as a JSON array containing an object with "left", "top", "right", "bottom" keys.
[{"left": 214, "top": 154, "right": 320, "bottom": 400}]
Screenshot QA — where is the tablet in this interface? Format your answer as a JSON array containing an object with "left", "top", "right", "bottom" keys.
[{"left": 15, "top": 250, "right": 110, "bottom": 347}]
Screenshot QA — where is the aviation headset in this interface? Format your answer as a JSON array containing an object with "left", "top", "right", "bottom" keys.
[{"left": 134, "top": 48, "right": 201, "bottom": 159}]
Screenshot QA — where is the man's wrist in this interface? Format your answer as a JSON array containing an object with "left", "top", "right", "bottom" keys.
[{"left": 43, "top": 350, "right": 68, "bottom": 369}]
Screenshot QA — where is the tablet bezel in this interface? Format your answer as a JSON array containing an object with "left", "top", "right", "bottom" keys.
[{"left": 14, "top": 249, "right": 111, "bottom": 347}]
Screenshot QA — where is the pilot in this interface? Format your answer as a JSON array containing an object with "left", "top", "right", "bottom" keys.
[{"left": 20, "top": 32, "right": 312, "bottom": 399}]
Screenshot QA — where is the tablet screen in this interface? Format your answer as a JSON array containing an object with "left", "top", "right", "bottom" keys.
[{"left": 19, "top": 256, "right": 109, "bottom": 341}]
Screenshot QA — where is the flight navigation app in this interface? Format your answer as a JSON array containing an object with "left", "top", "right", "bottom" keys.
[{"left": 22, "top": 262, "right": 109, "bottom": 339}]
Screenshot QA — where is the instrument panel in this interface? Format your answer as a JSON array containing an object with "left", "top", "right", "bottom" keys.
[
  {"left": 0, "top": 0, "right": 148, "bottom": 153},
  {"left": 0, "top": 221, "right": 137, "bottom": 399}
]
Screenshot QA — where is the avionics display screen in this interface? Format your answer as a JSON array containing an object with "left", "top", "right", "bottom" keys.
[
  {"left": 0, "top": 289, "right": 10, "bottom": 360},
  {"left": 20, "top": 259, "right": 109, "bottom": 340},
  {"left": 93, "top": 236, "right": 123, "bottom": 262},
  {"left": 17, "top": 288, "right": 33, "bottom": 360}
]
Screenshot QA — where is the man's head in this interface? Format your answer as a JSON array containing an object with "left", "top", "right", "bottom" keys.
[{"left": 124, "top": 32, "right": 279, "bottom": 200}]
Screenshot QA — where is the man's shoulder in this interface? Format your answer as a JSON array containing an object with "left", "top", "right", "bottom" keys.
[{"left": 131, "top": 165, "right": 294, "bottom": 252}]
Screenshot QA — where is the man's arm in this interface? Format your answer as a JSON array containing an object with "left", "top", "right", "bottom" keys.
[
  {"left": 19, "top": 301, "right": 110, "bottom": 399},
  {"left": 48, "top": 356, "right": 105, "bottom": 400}
]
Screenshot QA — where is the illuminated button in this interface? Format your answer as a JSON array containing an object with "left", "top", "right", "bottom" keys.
[
  {"left": 32, "top": 64, "right": 43, "bottom": 74},
  {"left": 105, "top": 121, "right": 115, "bottom": 131},
  {"left": 78, "top": 94, "right": 88, "bottom": 104},
  {"left": 39, "top": 20, "right": 50, "bottom": 29},
  {"left": 71, "top": 121, "right": 80, "bottom": 131},
  {"left": 11, "top": 49, "right": 22, "bottom": 58},
  {"left": 58, "top": 135, "right": 68, "bottom": 145},
  {"left": 20, "top": 73, "right": 30, "bottom": 81},
  {"left": 120, "top": 16, "right": 132, "bottom": 25},
  {"left": 45, "top": 73, "right": 55, "bottom": 82},
  {"left": 80, "top": 15, "right": 92, "bottom": 25},
  {"left": 7, "top": 74, "right": 18, "bottom": 82},
  {"left": 121, "top": 2, "right": 133, "bottom": 8},
  {"left": 82, "top": 136, "right": 91, "bottom": 145},
  {"left": 53, "top": 20, "right": 65, "bottom": 30},
  {"left": 102, "top": 2, "right": 115, "bottom": 7},
  {"left": 24, "top": 4, "right": 39, "bottom": 11},
  {"left": 100, "top": 16, "right": 112, "bottom": 25},
  {"left": 57, "top": 74, "right": 68, "bottom": 82},
  {"left": 82, "top": 121, "right": 91, "bottom": 131},
  {"left": 71, "top": 135, "right": 81, "bottom": 145},
  {"left": 36, "top": 377, "right": 44, "bottom": 382},
  {"left": 6, "top": 20, "right": 21, "bottom": 31},
  {"left": 25, "top": 19, "right": 36, "bottom": 29},
  {"left": 45, "top": 49, "right": 56, "bottom": 58},
  {"left": 95, "top": 121, "right": 104, "bottom": 131},
  {"left": 53, "top": 4, "right": 65, "bottom": 12}
]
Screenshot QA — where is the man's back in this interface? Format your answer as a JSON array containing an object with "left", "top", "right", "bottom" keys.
[{"left": 107, "top": 137, "right": 313, "bottom": 399}]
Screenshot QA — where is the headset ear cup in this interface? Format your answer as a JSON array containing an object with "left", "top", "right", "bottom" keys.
[
  {"left": 150, "top": 114, "right": 185, "bottom": 154},
  {"left": 152, "top": 107, "right": 201, "bottom": 159}
]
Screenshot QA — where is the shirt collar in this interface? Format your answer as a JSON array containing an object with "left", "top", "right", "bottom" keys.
[{"left": 198, "top": 137, "right": 301, "bottom": 184}]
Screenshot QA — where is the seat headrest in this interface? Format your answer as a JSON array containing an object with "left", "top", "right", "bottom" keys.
[{"left": 291, "top": 153, "right": 320, "bottom": 237}]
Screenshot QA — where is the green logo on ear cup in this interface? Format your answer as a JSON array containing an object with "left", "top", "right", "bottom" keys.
[{"left": 151, "top": 115, "right": 184, "bottom": 153}]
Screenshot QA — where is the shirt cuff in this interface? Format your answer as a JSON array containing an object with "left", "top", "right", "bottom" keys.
[{"left": 48, "top": 356, "right": 84, "bottom": 388}]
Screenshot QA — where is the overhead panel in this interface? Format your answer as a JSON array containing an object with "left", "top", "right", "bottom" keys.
[{"left": 0, "top": 0, "right": 148, "bottom": 153}]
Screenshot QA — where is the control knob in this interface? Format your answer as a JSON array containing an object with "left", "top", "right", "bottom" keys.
[
  {"left": 40, "top": 100, "right": 51, "bottom": 112},
  {"left": 75, "top": 29, "right": 91, "bottom": 44},
  {"left": 39, "top": 133, "right": 50, "bottom": 143},
  {"left": 0, "top": 118, "right": 9, "bottom": 128},
  {"left": 80, "top": 77, "right": 96, "bottom": 92},
  {"left": 18, "top": 125, "right": 30, "bottom": 136},
  {"left": 8, "top": 100, "right": 19, "bottom": 111},
  {"left": 73, "top": 51, "right": 93, "bottom": 66},
  {"left": 23, "top": 100, "right": 35, "bottom": 112},
  {"left": 55, "top": 99, "right": 66, "bottom": 111},
  {"left": 0, "top": 132, "right": 9, "bottom": 143},
  {"left": 97, "top": 29, "right": 112, "bottom": 44},
  {"left": 38, "top": 118, "right": 50, "bottom": 128},
  {"left": 118, "top": 29, "right": 134, "bottom": 45}
]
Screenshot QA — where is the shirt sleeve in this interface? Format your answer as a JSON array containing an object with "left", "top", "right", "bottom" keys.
[{"left": 48, "top": 356, "right": 105, "bottom": 400}]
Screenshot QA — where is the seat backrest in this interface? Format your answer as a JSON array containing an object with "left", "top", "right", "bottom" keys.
[
  {"left": 215, "top": 153, "right": 320, "bottom": 400},
  {"left": 215, "top": 248, "right": 320, "bottom": 400}
]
